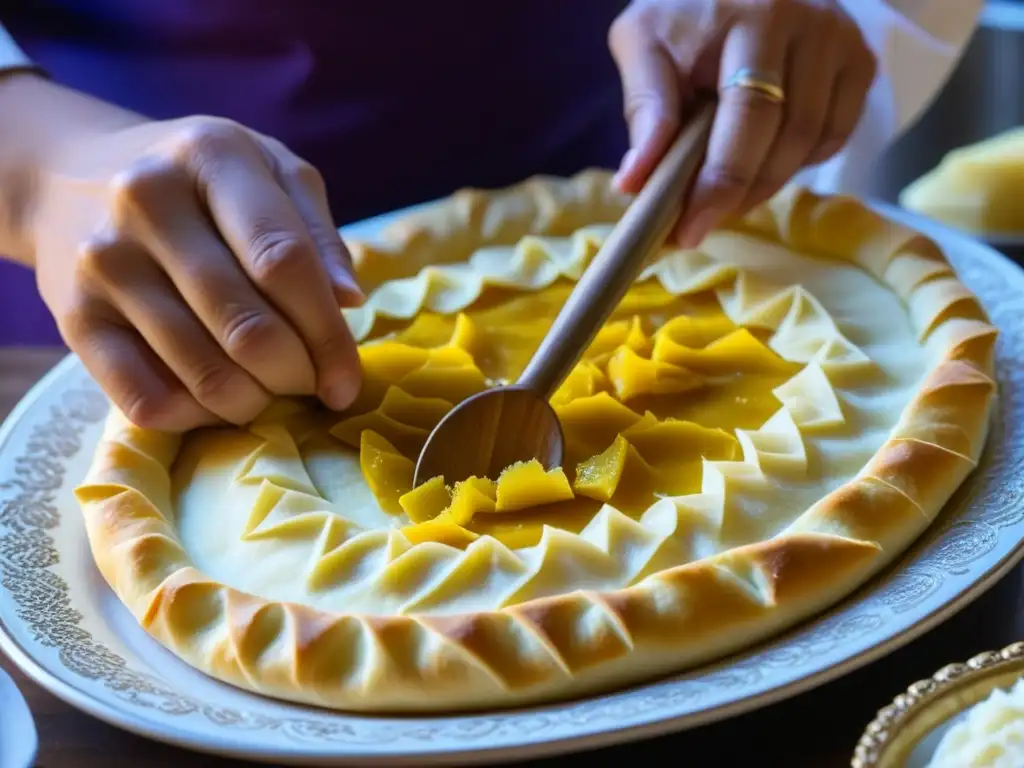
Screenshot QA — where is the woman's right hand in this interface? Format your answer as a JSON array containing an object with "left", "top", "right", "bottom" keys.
[{"left": 28, "top": 114, "right": 364, "bottom": 432}]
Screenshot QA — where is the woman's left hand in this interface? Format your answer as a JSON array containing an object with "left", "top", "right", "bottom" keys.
[{"left": 609, "top": 0, "right": 877, "bottom": 247}]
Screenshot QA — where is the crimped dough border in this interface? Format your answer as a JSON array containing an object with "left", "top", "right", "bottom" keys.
[{"left": 75, "top": 170, "right": 998, "bottom": 712}]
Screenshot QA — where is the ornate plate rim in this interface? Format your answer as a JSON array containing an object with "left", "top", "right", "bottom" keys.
[
  {"left": 853, "top": 640, "right": 1024, "bottom": 766},
  {"left": 1, "top": 202, "right": 1023, "bottom": 765}
]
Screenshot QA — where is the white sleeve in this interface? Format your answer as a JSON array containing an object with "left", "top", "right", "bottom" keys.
[
  {"left": 0, "top": 21, "right": 32, "bottom": 71},
  {"left": 793, "top": 0, "right": 983, "bottom": 196}
]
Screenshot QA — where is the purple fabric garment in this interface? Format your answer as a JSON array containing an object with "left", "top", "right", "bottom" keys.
[{"left": 0, "top": 0, "right": 629, "bottom": 345}]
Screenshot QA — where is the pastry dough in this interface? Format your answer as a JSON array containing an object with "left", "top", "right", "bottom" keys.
[
  {"left": 900, "top": 128, "right": 1024, "bottom": 236},
  {"left": 76, "top": 170, "right": 998, "bottom": 712}
]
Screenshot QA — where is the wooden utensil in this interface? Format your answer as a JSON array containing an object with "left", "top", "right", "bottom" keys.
[{"left": 412, "top": 101, "right": 717, "bottom": 488}]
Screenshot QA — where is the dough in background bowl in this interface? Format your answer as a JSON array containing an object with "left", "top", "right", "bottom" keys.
[
  {"left": 928, "top": 677, "right": 1024, "bottom": 768},
  {"left": 75, "top": 170, "right": 998, "bottom": 713},
  {"left": 901, "top": 127, "right": 1024, "bottom": 236}
]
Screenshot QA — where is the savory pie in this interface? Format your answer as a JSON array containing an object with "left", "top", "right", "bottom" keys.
[
  {"left": 901, "top": 127, "right": 1024, "bottom": 236},
  {"left": 76, "top": 170, "right": 997, "bottom": 712}
]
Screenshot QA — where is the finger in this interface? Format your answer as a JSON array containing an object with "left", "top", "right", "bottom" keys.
[
  {"left": 273, "top": 158, "right": 365, "bottom": 308},
  {"left": 805, "top": 52, "right": 877, "bottom": 167},
  {"left": 739, "top": 31, "right": 839, "bottom": 212},
  {"left": 113, "top": 157, "right": 319, "bottom": 397},
  {"left": 609, "top": 23, "right": 684, "bottom": 194},
  {"left": 184, "top": 125, "right": 363, "bottom": 411},
  {"left": 673, "top": 21, "right": 789, "bottom": 248},
  {"left": 99, "top": 246, "right": 272, "bottom": 424},
  {"left": 69, "top": 309, "right": 218, "bottom": 432}
]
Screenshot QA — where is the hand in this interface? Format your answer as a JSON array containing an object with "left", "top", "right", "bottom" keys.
[
  {"left": 609, "top": 0, "right": 877, "bottom": 247},
  {"left": 29, "top": 115, "right": 364, "bottom": 432}
]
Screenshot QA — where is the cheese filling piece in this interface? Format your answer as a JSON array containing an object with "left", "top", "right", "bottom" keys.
[{"left": 173, "top": 223, "right": 934, "bottom": 617}]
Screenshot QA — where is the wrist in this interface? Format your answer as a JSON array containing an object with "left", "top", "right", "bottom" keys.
[
  {"left": 0, "top": 71, "right": 45, "bottom": 265},
  {"left": 0, "top": 72, "right": 145, "bottom": 266}
]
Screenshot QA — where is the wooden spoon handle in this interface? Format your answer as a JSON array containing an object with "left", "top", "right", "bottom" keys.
[{"left": 517, "top": 100, "right": 716, "bottom": 398}]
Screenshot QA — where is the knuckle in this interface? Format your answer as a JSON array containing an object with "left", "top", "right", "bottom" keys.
[
  {"left": 699, "top": 164, "right": 753, "bottom": 198},
  {"left": 188, "top": 362, "right": 240, "bottom": 406},
  {"left": 182, "top": 353, "right": 271, "bottom": 423},
  {"left": 632, "top": 2, "right": 663, "bottom": 30},
  {"left": 608, "top": 4, "right": 661, "bottom": 54},
  {"left": 110, "top": 157, "right": 179, "bottom": 202},
  {"left": 247, "top": 229, "right": 314, "bottom": 283},
  {"left": 75, "top": 231, "right": 131, "bottom": 282},
  {"left": 58, "top": 298, "right": 97, "bottom": 343},
  {"left": 220, "top": 306, "right": 280, "bottom": 359},
  {"left": 122, "top": 390, "right": 178, "bottom": 430},
  {"left": 840, "top": 18, "right": 878, "bottom": 75},
  {"left": 175, "top": 117, "right": 252, "bottom": 160},
  {"left": 783, "top": 116, "right": 825, "bottom": 149},
  {"left": 284, "top": 160, "right": 326, "bottom": 194},
  {"left": 256, "top": 133, "right": 289, "bottom": 157},
  {"left": 109, "top": 156, "right": 183, "bottom": 224},
  {"left": 607, "top": 15, "right": 634, "bottom": 53},
  {"left": 622, "top": 91, "right": 669, "bottom": 125}
]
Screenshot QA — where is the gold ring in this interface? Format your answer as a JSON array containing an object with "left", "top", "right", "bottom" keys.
[{"left": 722, "top": 67, "right": 786, "bottom": 104}]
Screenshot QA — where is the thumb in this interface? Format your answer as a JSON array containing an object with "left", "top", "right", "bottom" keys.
[{"left": 610, "top": 34, "right": 684, "bottom": 195}]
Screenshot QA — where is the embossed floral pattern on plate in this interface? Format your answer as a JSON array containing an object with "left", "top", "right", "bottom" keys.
[{"left": 1, "top": 205, "right": 1024, "bottom": 765}]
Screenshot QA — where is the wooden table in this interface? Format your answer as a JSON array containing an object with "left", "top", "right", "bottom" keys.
[{"left": 1, "top": 347, "right": 1022, "bottom": 768}]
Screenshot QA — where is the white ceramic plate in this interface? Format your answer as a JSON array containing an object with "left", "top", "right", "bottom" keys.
[{"left": 2, "top": 204, "right": 1024, "bottom": 766}]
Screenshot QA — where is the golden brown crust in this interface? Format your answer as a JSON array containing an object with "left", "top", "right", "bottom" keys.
[{"left": 75, "top": 171, "right": 997, "bottom": 712}]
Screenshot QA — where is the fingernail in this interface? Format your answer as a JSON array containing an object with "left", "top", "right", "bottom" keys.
[
  {"left": 329, "top": 264, "right": 366, "bottom": 307},
  {"left": 632, "top": 108, "right": 659, "bottom": 152},
  {"left": 322, "top": 367, "right": 363, "bottom": 411},
  {"left": 334, "top": 283, "right": 366, "bottom": 308},
  {"left": 323, "top": 380, "right": 358, "bottom": 411},
  {"left": 614, "top": 149, "right": 638, "bottom": 184},
  {"left": 677, "top": 210, "right": 718, "bottom": 249}
]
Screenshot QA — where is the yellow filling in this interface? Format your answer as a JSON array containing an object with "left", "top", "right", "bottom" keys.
[{"left": 328, "top": 279, "right": 796, "bottom": 549}]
